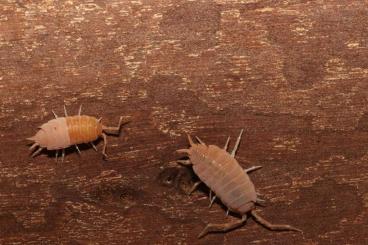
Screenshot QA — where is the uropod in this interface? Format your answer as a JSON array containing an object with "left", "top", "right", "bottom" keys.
[
  {"left": 177, "top": 130, "right": 302, "bottom": 238},
  {"left": 27, "top": 105, "right": 125, "bottom": 161}
]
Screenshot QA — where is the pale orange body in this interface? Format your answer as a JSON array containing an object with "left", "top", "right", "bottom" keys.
[
  {"left": 177, "top": 130, "right": 302, "bottom": 238},
  {"left": 29, "top": 116, "right": 102, "bottom": 150},
  {"left": 28, "top": 106, "right": 124, "bottom": 160},
  {"left": 190, "top": 144, "right": 256, "bottom": 214},
  {"left": 67, "top": 116, "right": 103, "bottom": 145}
]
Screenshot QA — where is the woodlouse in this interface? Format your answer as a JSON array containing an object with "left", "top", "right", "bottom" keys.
[
  {"left": 177, "top": 130, "right": 302, "bottom": 238},
  {"left": 27, "top": 105, "right": 125, "bottom": 161}
]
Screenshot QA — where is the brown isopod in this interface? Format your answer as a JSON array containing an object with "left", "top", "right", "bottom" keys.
[
  {"left": 27, "top": 105, "right": 126, "bottom": 161},
  {"left": 177, "top": 130, "right": 302, "bottom": 238}
]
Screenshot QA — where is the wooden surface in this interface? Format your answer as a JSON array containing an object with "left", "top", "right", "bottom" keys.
[{"left": 0, "top": 0, "right": 367, "bottom": 244}]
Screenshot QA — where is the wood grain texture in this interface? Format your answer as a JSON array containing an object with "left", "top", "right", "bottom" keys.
[{"left": 0, "top": 0, "right": 367, "bottom": 244}]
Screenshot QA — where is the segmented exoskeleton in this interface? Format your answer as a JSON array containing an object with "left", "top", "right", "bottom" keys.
[
  {"left": 177, "top": 130, "right": 302, "bottom": 238},
  {"left": 27, "top": 105, "right": 125, "bottom": 161}
]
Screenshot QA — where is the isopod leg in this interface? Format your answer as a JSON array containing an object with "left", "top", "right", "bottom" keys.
[
  {"left": 223, "top": 136, "right": 230, "bottom": 151},
  {"left": 90, "top": 142, "right": 98, "bottom": 151},
  {"left": 209, "top": 195, "right": 216, "bottom": 208},
  {"left": 61, "top": 149, "right": 65, "bottom": 162},
  {"left": 195, "top": 136, "right": 205, "bottom": 145},
  {"left": 198, "top": 215, "right": 247, "bottom": 239},
  {"left": 187, "top": 135, "right": 195, "bottom": 146},
  {"left": 52, "top": 110, "right": 58, "bottom": 118},
  {"left": 75, "top": 145, "right": 81, "bottom": 155},
  {"left": 250, "top": 210, "right": 302, "bottom": 232},
  {"left": 29, "top": 143, "right": 39, "bottom": 151},
  {"left": 177, "top": 159, "right": 191, "bottom": 165},
  {"left": 64, "top": 105, "right": 68, "bottom": 116},
  {"left": 31, "top": 147, "right": 43, "bottom": 158},
  {"left": 102, "top": 116, "right": 124, "bottom": 135},
  {"left": 102, "top": 132, "right": 108, "bottom": 159},
  {"left": 244, "top": 166, "right": 262, "bottom": 173},
  {"left": 78, "top": 104, "right": 82, "bottom": 116},
  {"left": 177, "top": 149, "right": 190, "bottom": 154},
  {"left": 256, "top": 197, "right": 266, "bottom": 206},
  {"left": 231, "top": 129, "right": 244, "bottom": 157},
  {"left": 55, "top": 150, "right": 59, "bottom": 161},
  {"left": 189, "top": 181, "right": 202, "bottom": 195}
]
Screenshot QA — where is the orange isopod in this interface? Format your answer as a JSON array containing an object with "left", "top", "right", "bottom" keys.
[{"left": 27, "top": 105, "right": 125, "bottom": 161}]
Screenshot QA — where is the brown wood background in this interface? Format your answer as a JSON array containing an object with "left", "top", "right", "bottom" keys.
[{"left": 0, "top": 0, "right": 367, "bottom": 244}]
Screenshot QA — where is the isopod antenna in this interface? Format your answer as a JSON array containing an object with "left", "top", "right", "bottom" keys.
[{"left": 101, "top": 116, "right": 128, "bottom": 135}]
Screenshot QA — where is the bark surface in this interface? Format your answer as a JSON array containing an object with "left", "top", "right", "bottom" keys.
[{"left": 0, "top": 1, "right": 367, "bottom": 244}]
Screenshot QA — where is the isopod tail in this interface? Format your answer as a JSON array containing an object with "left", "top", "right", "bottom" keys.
[
  {"left": 31, "top": 147, "right": 43, "bottom": 157},
  {"left": 27, "top": 136, "right": 37, "bottom": 150},
  {"left": 27, "top": 139, "right": 43, "bottom": 157},
  {"left": 195, "top": 136, "right": 205, "bottom": 145},
  {"left": 26, "top": 136, "right": 35, "bottom": 141},
  {"left": 29, "top": 142, "right": 38, "bottom": 151},
  {"left": 27, "top": 136, "right": 44, "bottom": 157},
  {"left": 176, "top": 149, "right": 191, "bottom": 154},
  {"left": 250, "top": 210, "right": 302, "bottom": 232},
  {"left": 187, "top": 134, "right": 195, "bottom": 146}
]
